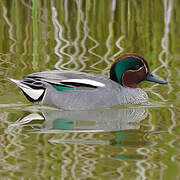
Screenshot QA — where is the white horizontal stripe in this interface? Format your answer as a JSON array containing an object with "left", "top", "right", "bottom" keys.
[{"left": 61, "top": 79, "right": 105, "bottom": 87}]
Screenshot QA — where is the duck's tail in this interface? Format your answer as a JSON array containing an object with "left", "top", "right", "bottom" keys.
[{"left": 9, "top": 78, "right": 45, "bottom": 102}]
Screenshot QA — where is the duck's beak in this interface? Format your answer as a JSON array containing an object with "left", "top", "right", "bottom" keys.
[{"left": 145, "top": 72, "right": 167, "bottom": 84}]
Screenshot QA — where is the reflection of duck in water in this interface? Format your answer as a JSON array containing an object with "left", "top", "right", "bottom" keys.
[
  {"left": 9, "top": 107, "right": 154, "bottom": 157},
  {"left": 12, "top": 107, "right": 148, "bottom": 132},
  {"left": 10, "top": 54, "right": 167, "bottom": 110}
]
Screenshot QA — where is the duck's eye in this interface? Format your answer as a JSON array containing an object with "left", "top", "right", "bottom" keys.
[
  {"left": 132, "top": 64, "right": 141, "bottom": 70},
  {"left": 131, "top": 60, "right": 144, "bottom": 70},
  {"left": 135, "top": 64, "right": 141, "bottom": 69}
]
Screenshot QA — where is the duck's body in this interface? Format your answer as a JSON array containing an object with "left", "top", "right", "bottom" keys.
[{"left": 10, "top": 54, "right": 167, "bottom": 110}]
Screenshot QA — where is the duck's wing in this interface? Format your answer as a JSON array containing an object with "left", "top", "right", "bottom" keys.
[{"left": 25, "top": 70, "right": 108, "bottom": 90}]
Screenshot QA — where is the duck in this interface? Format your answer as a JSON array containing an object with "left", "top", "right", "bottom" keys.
[{"left": 10, "top": 53, "right": 167, "bottom": 110}]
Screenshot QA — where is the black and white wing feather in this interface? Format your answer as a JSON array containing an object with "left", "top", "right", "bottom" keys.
[{"left": 25, "top": 70, "right": 107, "bottom": 90}]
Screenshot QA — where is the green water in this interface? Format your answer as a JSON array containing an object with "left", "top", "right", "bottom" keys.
[{"left": 0, "top": 0, "right": 180, "bottom": 179}]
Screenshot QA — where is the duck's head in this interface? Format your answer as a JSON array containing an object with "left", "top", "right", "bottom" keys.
[{"left": 110, "top": 53, "right": 167, "bottom": 88}]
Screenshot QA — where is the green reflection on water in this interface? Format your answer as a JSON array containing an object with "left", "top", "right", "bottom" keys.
[
  {"left": 53, "top": 119, "right": 74, "bottom": 130},
  {"left": 0, "top": 0, "right": 180, "bottom": 179}
]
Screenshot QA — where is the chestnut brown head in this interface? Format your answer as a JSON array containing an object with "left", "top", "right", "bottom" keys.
[{"left": 110, "top": 53, "right": 167, "bottom": 88}]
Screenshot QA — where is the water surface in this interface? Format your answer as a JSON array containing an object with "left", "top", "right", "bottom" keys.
[{"left": 0, "top": 0, "right": 180, "bottom": 179}]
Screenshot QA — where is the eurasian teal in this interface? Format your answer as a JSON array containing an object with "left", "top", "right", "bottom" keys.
[{"left": 10, "top": 54, "right": 167, "bottom": 110}]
